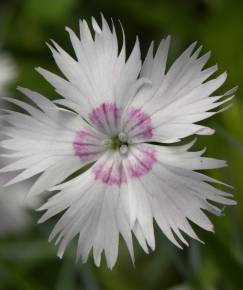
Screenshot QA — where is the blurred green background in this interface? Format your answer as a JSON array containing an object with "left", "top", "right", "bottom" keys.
[{"left": 0, "top": 0, "right": 243, "bottom": 289}]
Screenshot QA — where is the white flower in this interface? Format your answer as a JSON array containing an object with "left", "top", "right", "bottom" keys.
[
  {"left": 0, "top": 171, "right": 38, "bottom": 235},
  {"left": 0, "top": 16, "right": 236, "bottom": 268},
  {"left": 0, "top": 54, "right": 16, "bottom": 92}
]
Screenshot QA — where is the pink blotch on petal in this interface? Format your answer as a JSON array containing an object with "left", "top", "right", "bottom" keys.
[
  {"left": 89, "top": 103, "right": 121, "bottom": 132},
  {"left": 127, "top": 146, "right": 157, "bottom": 178},
  {"left": 127, "top": 107, "right": 153, "bottom": 139},
  {"left": 73, "top": 130, "right": 100, "bottom": 162},
  {"left": 92, "top": 162, "right": 127, "bottom": 186},
  {"left": 92, "top": 146, "right": 157, "bottom": 186}
]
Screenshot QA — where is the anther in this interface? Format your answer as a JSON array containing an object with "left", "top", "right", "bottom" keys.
[
  {"left": 118, "top": 132, "right": 128, "bottom": 143},
  {"left": 119, "top": 144, "right": 128, "bottom": 155}
]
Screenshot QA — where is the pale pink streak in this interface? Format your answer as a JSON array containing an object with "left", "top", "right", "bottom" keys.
[
  {"left": 126, "top": 107, "right": 153, "bottom": 139},
  {"left": 89, "top": 103, "right": 121, "bottom": 133},
  {"left": 73, "top": 130, "right": 102, "bottom": 162}
]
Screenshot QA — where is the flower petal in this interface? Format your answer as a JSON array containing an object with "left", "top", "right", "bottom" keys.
[
  {"left": 38, "top": 138, "right": 235, "bottom": 268},
  {"left": 37, "top": 16, "right": 141, "bottom": 121},
  {"left": 39, "top": 152, "right": 132, "bottom": 269},
  {"left": 0, "top": 91, "right": 107, "bottom": 196},
  {"left": 135, "top": 142, "right": 235, "bottom": 247},
  {"left": 130, "top": 41, "right": 236, "bottom": 142}
]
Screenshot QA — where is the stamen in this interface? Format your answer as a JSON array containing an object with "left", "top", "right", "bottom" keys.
[
  {"left": 119, "top": 144, "right": 128, "bottom": 155},
  {"left": 118, "top": 132, "right": 128, "bottom": 143}
]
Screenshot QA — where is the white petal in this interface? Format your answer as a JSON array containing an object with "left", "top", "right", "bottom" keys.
[
  {"left": 137, "top": 142, "right": 235, "bottom": 247},
  {"left": 130, "top": 41, "right": 235, "bottom": 142},
  {"left": 0, "top": 92, "right": 106, "bottom": 194},
  {"left": 37, "top": 17, "right": 141, "bottom": 120},
  {"left": 39, "top": 154, "right": 124, "bottom": 269}
]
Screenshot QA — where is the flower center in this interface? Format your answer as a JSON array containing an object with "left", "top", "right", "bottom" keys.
[{"left": 111, "top": 132, "right": 129, "bottom": 155}]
